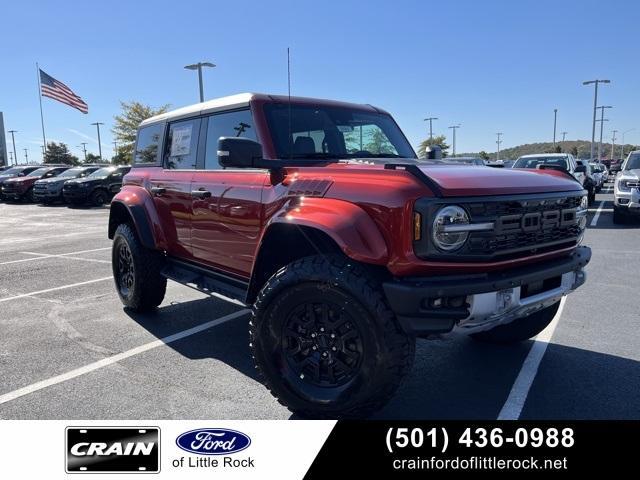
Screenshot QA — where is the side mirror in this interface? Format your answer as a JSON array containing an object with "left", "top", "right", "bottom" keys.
[
  {"left": 574, "top": 165, "right": 586, "bottom": 173},
  {"left": 218, "top": 137, "right": 263, "bottom": 168}
]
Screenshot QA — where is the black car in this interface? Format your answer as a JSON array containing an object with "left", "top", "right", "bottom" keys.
[{"left": 63, "top": 165, "right": 131, "bottom": 206}]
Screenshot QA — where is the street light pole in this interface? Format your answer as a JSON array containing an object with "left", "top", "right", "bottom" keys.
[
  {"left": 596, "top": 106, "right": 612, "bottom": 161},
  {"left": 448, "top": 125, "right": 461, "bottom": 157},
  {"left": 113, "top": 141, "right": 118, "bottom": 157},
  {"left": 621, "top": 128, "right": 635, "bottom": 159},
  {"left": 583, "top": 79, "right": 611, "bottom": 160},
  {"left": 553, "top": 109, "right": 558, "bottom": 146},
  {"left": 23, "top": 148, "right": 28, "bottom": 164},
  {"left": 91, "top": 122, "right": 104, "bottom": 160},
  {"left": 611, "top": 130, "right": 618, "bottom": 161},
  {"left": 8, "top": 151, "right": 13, "bottom": 165},
  {"left": 184, "top": 61, "right": 216, "bottom": 102},
  {"left": 8, "top": 130, "right": 17, "bottom": 166},
  {"left": 496, "top": 132, "right": 503, "bottom": 161},
  {"left": 561, "top": 131, "right": 568, "bottom": 143},
  {"left": 79, "top": 143, "right": 88, "bottom": 162},
  {"left": 423, "top": 117, "right": 438, "bottom": 139}
]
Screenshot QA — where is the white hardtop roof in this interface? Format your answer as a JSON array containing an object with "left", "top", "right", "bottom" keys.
[
  {"left": 140, "top": 92, "right": 383, "bottom": 127},
  {"left": 141, "top": 93, "right": 254, "bottom": 126}
]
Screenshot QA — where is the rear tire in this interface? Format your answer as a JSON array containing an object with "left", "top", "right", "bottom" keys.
[
  {"left": 91, "top": 189, "right": 108, "bottom": 206},
  {"left": 25, "top": 187, "right": 35, "bottom": 203},
  {"left": 470, "top": 301, "right": 560, "bottom": 344},
  {"left": 112, "top": 223, "right": 167, "bottom": 312},
  {"left": 250, "top": 255, "right": 415, "bottom": 418}
]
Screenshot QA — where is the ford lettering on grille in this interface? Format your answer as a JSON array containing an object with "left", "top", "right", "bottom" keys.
[{"left": 494, "top": 208, "right": 577, "bottom": 234}]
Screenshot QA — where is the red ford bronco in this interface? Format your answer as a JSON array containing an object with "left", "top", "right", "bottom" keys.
[{"left": 109, "top": 93, "right": 591, "bottom": 418}]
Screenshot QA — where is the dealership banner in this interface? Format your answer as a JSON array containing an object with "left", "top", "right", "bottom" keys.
[{"left": 0, "top": 420, "right": 637, "bottom": 477}]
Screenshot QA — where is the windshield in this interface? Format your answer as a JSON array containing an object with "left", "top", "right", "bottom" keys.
[
  {"left": 623, "top": 153, "right": 640, "bottom": 170},
  {"left": 27, "top": 168, "right": 51, "bottom": 177},
  {"left": 1, "top": 167, "right": 23, "bottom": 176},
  {"left": 446, "top": 158, "right": 484, "bottom": 165},
  {"left": 264, "top": 104, "right": 416, "bottom": 160},
  {"left": 88, "top": 167, "right": 116, "bottom": 178},
  {"left": 513, "top": 156, "right": 568, "bottom": 170},
  {"left": 57, "top": 168, "right": 85, "bottom": 178}
]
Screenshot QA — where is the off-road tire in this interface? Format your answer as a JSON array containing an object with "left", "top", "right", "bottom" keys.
[
  {"left": 91, "top": 189, "right": 108, "bottom": 206},
  {"left": 470, "top": 300, "right": 560, "bottom": 344},
  {"left": 250, "top": 254, "right": 415, "bottom": 419},
  {"left": 587, "top": 187, "right": 596, "bottom": 205},
  {"left": 112, "top": 223, "right": 166, "bottom": 312}
]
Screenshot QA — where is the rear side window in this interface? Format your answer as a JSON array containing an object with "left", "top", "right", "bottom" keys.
[
  {"left": 204, "top": 109, "right": 257, "bottom": 170},
  {"left": 164, "top": 118, "right": 201, "bottom": 170},
  {"left": 135, "top": 123, "right": 164, "bottom": 164}
]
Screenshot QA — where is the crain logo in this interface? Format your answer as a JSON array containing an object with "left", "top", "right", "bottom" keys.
[
  {"left": 66, "top": 427, "right": 160, "bottom": 473},
  {"left": 176, "top": 428, "right": 251, "bottom": 455}
]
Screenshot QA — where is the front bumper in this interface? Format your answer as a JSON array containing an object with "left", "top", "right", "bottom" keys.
[
  {"left": 614, "top": 187, "right": 640, "bottom": 216},
  {"left": 1, "top": 186, "right": 27, "bottom": 199},
  {"left": 63, "top": 189, "right": 90, "bottom": 202},
  {"left": 383, "top": 246, "right": 591, "bottom": 336},
  {"left": 33, "top": 189, "right": 63, "bottom": 201}
]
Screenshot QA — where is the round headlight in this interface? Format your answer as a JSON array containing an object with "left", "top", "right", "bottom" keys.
[{"left": 432, "top": 205, "right": 470, "bottom": 251}]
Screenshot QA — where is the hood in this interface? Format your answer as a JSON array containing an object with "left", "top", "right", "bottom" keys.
[
  {"left": 4, "top": 176, "right": 33, "bottom": 184},
  {"left": 66, "top": 177, "right": 101, "bottom": 185},
  {"left": 37, "top": 176, "right": 66, "bottom": 184},
  {"left": 618, "top": 169, "right": 640, "bottom": 179},
  {"left": 0, "top": 174, "right": 18, "bottom": 182},
  {"left": 416, "top": 165, "right": 583, "bottom": 196}
]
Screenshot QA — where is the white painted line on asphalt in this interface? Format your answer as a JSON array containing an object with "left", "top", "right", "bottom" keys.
[
  {"left": 21, "top": 251, "right": 111, "bottom": 265},
  {"left": 590, "top": 201, "right": 606, "bottom": 227},
  {"left": 0, "top": 247, "right": 111, "bottom": 266},
  {"left": 0, "top": 277, "right": 113, "bottom": 304},
  {"left": 0, "top": 230, "right": 104, "bottom": 246},
  {"left": 497, "top": 296, "right": 567, "bottom": 420},
  {"left": 0, "top": 309, "right": 250, "bottom": 405}
]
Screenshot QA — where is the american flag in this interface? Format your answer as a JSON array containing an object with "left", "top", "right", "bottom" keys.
[{"left": 39, "top": 69, "right": 88, "bottom": 114}]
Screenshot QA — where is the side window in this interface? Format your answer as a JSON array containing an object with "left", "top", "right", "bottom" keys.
[
  {"left": 134, "top": 123, "right": 163, "bottom": 164},
  {"left": 204, "top": 109, "right": 257, "bottom": 170},
  {"left": 164, "top": 118, "right": 201, "bottom": 170}
]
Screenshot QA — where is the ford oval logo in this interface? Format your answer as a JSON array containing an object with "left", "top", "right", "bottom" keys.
[{"left": 176, "top": 429, "right": 251, "bottom": 455}]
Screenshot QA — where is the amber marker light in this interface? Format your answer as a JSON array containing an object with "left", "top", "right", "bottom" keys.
[{"left": 413, "top": 212, "right": 422, "bottom": 241}]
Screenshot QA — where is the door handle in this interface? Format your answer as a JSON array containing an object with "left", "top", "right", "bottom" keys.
[
  {"left": 151, "top": 187, "right": 166, "bottom": 196},
  {"left": 191, "top": 189, "right": 212, "bottom": 199}
]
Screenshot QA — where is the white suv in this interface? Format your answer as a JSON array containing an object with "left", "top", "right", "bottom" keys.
[{"left": 613, "top": 151, "right": 640, "bottom": 224}]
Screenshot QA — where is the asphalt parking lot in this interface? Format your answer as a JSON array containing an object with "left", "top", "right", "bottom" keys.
[{"left": 0, "top": 184, "right": 638, "bottom": 420}]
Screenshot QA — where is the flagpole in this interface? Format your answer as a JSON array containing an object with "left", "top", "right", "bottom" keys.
[{"left": 36, "top": 62, "right": 47, "bottom": 160}]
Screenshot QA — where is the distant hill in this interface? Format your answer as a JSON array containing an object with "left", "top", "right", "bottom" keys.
[{"left": 460, "top": 140, "right": 637, "bottom": 161}]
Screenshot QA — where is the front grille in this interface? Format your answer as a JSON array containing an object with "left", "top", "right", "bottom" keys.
[
  {"left": 414, "top": 191, "right": 585, "bottom": 262},
  {"left": 34, "top": 184, "right": 48, "bottom": 192}
]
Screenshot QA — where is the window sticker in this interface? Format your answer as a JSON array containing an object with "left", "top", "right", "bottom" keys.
[{"left": 171, "top": 125, "right": 193, "bottom": 157}]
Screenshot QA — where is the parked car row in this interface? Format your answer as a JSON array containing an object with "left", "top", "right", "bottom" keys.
[{"left": 0, "top": 164, "right": 131, "bottom": 206}]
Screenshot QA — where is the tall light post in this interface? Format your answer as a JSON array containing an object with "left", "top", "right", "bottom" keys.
[
  {"left": 424, "top": 117, "right": 438, "bottom": 139},
  {"left": 583, "top": 79, "right": 611, "bottom": 160},
  {"left": 8, "top": 151, "right": 13, "bottom": 165},
  {"left": 561, "top": 131, "right": 568, "bottom": 143},
  {"left": 553, "top": 108, "right": 558, "bottom": 146},
  {"left": 184, "top": 61, "right": 216, "bottom": 102},
  {"left": 8, "top": 130, "right": 17, "bottom": 166},
  {"left": 23, "top": 148, "right": 29, "bottom": 164},
  {"left": 596, "top": 105, "right": 612, "bottom": 161},
  {"left": 448, "top": 124, "right": 461, "bottom": 157},
  {"left": 496, "top": 132, "right": 503, "bottom": 161},
  {"left": 91, "top": 122, "right": 104, "bottom": 160},
  {"left": 610, "top": 130, "right": 618, "bottom": 161},
  {"left": 78, "top": 143, "right": 88, "bottom": 162},
  {"left": 621, "top": 128, "right": 635, "bottom": 159}
]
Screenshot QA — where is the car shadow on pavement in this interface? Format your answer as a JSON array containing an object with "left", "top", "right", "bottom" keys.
[{"left": 123, "top": 299, "right": 258, "bottom": 381}]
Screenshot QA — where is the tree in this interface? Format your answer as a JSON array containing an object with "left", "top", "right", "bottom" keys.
[
  {"left": 417, "top": 135, "right": 450, "bottom": 158},
  {"left": 478, "top": 151, "right": 490, "bottom": 160},
  {"left": 85, "top": 153, "right": 102, "bottom": 163},
  {"left": 571, "top": 145, "right": 578, "bottom": 157},
  {"left": 44, "top": 142, "right": 79, "bottom": 165},
  {"left": 112, "top": 100, "right": 170, "bottom": 164},
  {"left": 111, "top": 151, "right": 129, "bottom": 165}
]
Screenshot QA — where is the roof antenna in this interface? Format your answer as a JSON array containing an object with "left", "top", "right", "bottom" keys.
[{"left": 287, "top": 47, "right": 292, "bottom": 160}]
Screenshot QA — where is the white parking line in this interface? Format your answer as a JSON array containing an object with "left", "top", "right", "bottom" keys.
[
  {"left": 497, "top": 297, "right": 566, "bottom": 420},
  {"left": 0, "top": 277, "right": 113, "bottom": 303},
  {"left": 0, "top": 309, "right": 249, "bottom": 405},
  {"left": 21, "top": 251, "right": 111, "bottom": 265},
  {"left": 590, "top": 201, "right": 606, "bottom": 226},
  {"left": 0, "top": 247, "right": 110, "bottom": 266}
]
